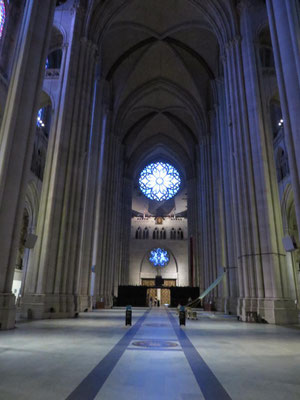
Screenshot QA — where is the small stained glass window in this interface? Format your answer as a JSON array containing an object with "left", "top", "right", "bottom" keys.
[
  {"left": 139, "top": 162, "right": 181, "bottom": 201},
  {"left": 149, "top": 248, "right": 169, "bottom": 267},
  {"left": 0, "top": 1, "right": 6, "bottom": 40},
  {"left": 37, "top": 108, "right": 45, "bottom": 128}
]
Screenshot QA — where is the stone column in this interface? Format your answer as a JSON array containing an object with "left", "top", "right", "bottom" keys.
[
  {"left": 241, "top": 0, "right": 297, "bottom": 323},
  {"left": 212, "top": 78, "right": 238, "bottom": 313},
  {"left": 74, "top": 72, "right": 106, "bottom": 312},
  {"left": 119, "top": 176, "right": 133, "bottom": 286},
  {"left": 210, "top": 107, "right": 227, "bottom": 310},
  {"left": 0, "top": 0, "right": 24, "bottom": 83},
  {"left": 21, "top": 14, "right": 98, "bottom": 319},
  {"left": 186, "top": 175, "right": 199, "bottom": 287},
  {"left": 91, "top": 94, "right": 110, "bottom": 307},
  {"left": 223, "top": 9, "right": 297, "bottom": 323},
  {"left": 0, "top": 0, "right": 55, "bottom": 329},
  {"left": 266, "top": 0, "right": 300, "bottom": 241},
  {"left": 94, "top": 133, "right": 123, "bottom": 308},
  {"left": 209, "top": 98, "right": 229, "bottom": 312},
  {"left": 197, "top": 136, "right": 219, "bottom": 300},
  {"left": 196, "top": 144, "right": 206, "bottom": 295}
]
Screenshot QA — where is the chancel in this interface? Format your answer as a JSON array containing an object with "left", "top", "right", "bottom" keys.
[{"left": 0, "top": 1, "right": 300, "bottom": 399}]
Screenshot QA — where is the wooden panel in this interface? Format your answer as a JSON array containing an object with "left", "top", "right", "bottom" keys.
[
  {"left": 142, "top": 279, "right": 155, "bottom": 287},
  {"left": 147, "top": 288, "right": 157, "bottom": 304},
  {"left": 163, "top": 279, "right": 176, "bottom": 287},
  {"left": 161, "top": 289, "right": 171, "bottom": 305}
]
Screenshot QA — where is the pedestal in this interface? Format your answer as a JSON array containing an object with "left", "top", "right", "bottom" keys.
[
  {"left": 0, "top": 293, "right": 16, "bottom": 330},
  {"left": 238, "top": 297, "right": 298, "bottom": 324},
  {"left": 20, "top": 294, "right": 77, "bottom": 320}
]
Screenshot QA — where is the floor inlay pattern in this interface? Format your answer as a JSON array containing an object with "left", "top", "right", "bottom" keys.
[{"left": 131, "top": 339, "right": 179, "bottom": 348}]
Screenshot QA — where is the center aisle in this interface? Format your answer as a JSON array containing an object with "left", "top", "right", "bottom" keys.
[{"left": 94, "top": 307, "right": 204, "bottom": 400}]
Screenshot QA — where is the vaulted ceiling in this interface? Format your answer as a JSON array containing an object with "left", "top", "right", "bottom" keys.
[{"left": 85, "top": 0, "right": 238, "bottom": 179}]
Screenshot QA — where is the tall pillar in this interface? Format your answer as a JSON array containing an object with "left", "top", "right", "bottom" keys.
[
  {"left": 187, "top": 174, "right": 199, "bottom": 287},
  {"left": 94, "top": 133, "right": 123, "bottom": 308},
  {"left": 21, "top": 16, "right": 98, "bottom": 319},
  {"left": 213, "top": 78, "right": 238, "bottom": 313},
  {"left": 0, "top": 0, "right": 55, "bottom": 329},
  {"left": 266, "top": 0, "right": 300, "bottom": 241},
  {"left": 119, "top": 176, "right": 133, "bottom": 286},
  {"left": 223, "top": 3, "right": 298, "bottom": 322},
  {"left": 75, "top": 72, "right": 106, "bottom": 312},
  {"left": 196, "top": 143, "right": 206, "bottom": 295},
  {"left": 197, "top": 136, "right": 218, "bottom": 300},
  {"left": 91, "top": 95, "right": 110, "bottom": 307}
]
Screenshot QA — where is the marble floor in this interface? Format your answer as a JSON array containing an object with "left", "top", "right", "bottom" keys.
[{"left": 0, "top": 308, "right": 300, "bottom": 400}]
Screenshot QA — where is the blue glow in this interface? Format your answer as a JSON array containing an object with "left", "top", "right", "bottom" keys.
[
  {"left": 149, "top": 248, "right": 169, "bottom": 267},
  {"left": 0, "top": 1, "right": 6, "bottom": 39},
  {"left": 36, "top": 108, "right": 45, "bottom": 128},
  {"left": 139, "top": 162, "right": 181, "bottom": 201}
]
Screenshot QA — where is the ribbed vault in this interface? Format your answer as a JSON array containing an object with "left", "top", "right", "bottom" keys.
[{"left": 84, "top": 0, "right": 237, "bottom": 177}]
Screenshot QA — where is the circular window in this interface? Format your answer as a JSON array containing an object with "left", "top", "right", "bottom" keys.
[
  {"left": 139, "top": 162, "right": 181, "bottom": 201},
  {"left": 149, "top": 248, "right": 169, "bottom": 267},
  {"left": 0, "top": 1, "right": 6, "bottom": 40}
]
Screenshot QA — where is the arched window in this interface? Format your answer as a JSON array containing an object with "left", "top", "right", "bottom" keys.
[
  {"left": 46, "top": 49, "right": 62, "bottom": 70},
  {"left": 170, "top": 228, "right": 176, "bottom": 240},
  {"left": 36, "top": 106, "right": 51, "bottom": 137},
  {"left": 143, "top": 228, "right": 149, "bottom": 239},
  {"left": 178, "top": 228, "right": 183, "bottom": 240},
  {"left": 258, "top": 28, "right": 275, "bottom": 72},
  {"left": 276, "top": 148, "right": 290, "bottom": 181},
  {"left": 153, "top": 228, "right": 159, "bottom": 239},
  {"left": 0, "top": 0, "right": 6, "bottom": 40},
  {"left": 136, "top": 227, "right": 142, "bottom": 239},
  {"left": 37, "top": 108, "right": 46, "bottom": 128},
  {"left": 32, "top": 105, "right": 52, "bottom": 181},
  {"left": 270, "top": 101, "right": 283, "bottom": 139}
]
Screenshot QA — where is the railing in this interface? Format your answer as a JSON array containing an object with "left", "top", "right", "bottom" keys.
[{"left": 45, "top": 68, "right": 60, "bottom": 79}]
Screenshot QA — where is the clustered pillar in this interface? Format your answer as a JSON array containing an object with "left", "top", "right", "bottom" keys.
[
  {"left": 216, "top": 0, "right": 298, "bottom": 323},
  {"left": 94, "top": 134, "right": 124, "bottom": 308},
  {"left": 21, "top": 24, "right": 98, "bottom": 319},
  {"left": 0, "top": 0, "right": 55, "bottom": 329}
]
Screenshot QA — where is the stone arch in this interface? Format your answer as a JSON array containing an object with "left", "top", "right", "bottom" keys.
[
  {"left": 281, "top": 184, "right": 298, "bottom": 239},
  {"left": 13, "top": 179, "right": 41, "bottom": 301}
]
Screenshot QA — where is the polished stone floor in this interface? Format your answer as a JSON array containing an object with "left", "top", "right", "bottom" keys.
[{"left": 0, "top": 308, "right": 300, "bottom": 400}]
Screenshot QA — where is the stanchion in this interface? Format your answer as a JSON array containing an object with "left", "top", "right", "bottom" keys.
[
  {"left": 179, "top": 305, "right": 186, "bottom": 326},
  {"left": 125, "top": 305, "right": 132, "bottom": 326}
]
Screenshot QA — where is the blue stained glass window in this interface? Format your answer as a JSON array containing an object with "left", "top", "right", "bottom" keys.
[
  {"left": 0, "top": 1, "right": 6, "bottom": 39},
  {"left": 36, "top": 108, "right": 45, "bottom": 128},
  {"left": 149, "top": 248, "right": 169, "bottom": 267},
  {"left": 139, "top": 162, "right": 181, "bottom": 201}
]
